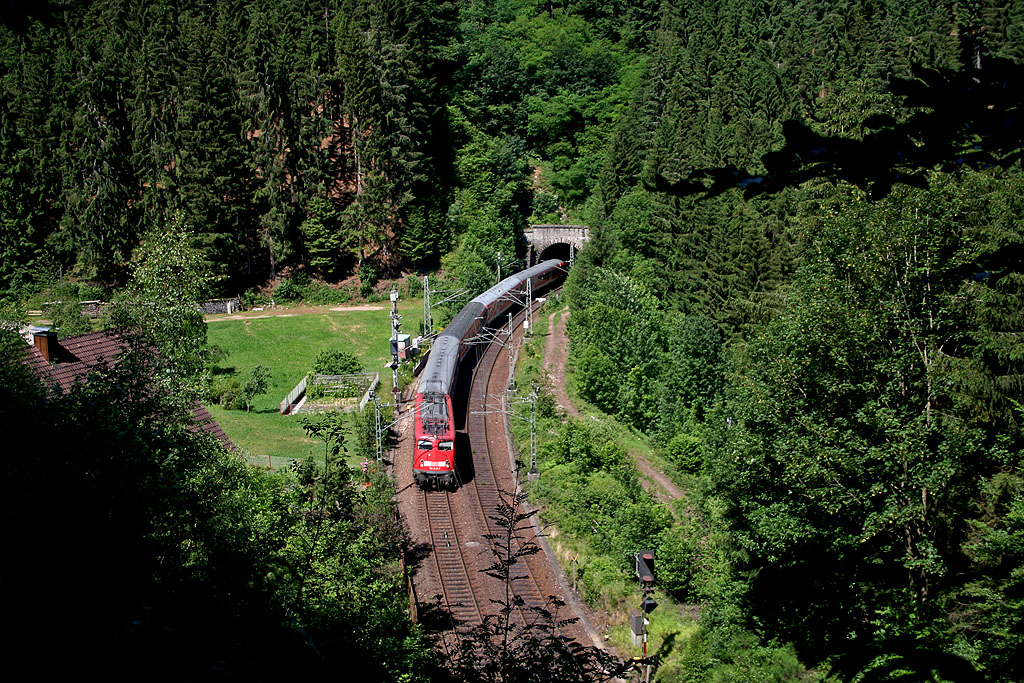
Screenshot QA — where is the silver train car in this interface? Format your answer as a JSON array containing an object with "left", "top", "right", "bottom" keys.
[{"left": 413, "top": 259, "right": 566, "bottom": 487}]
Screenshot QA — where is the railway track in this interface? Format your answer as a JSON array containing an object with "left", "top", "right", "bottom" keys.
[
  {"left": 422, "top": 488, "right": 483, "bottom": 627},
  {"left": 465, "top": 308, "right": 554, "bottom": 629},
  {"left": 399, "top": 294, "right": 593, "bottom": 647}
]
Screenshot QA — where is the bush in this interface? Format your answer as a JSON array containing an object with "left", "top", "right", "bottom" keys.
[
  {"left": 657, "top": 524, "right": 698, "bottom": 601},
  {"left": 78, "top": 283, "right": 108, "bottom": 301},
  {"left": 273, "top": 277, "right": 304, "bottom": 303},
  {"left": 351, "top": 404, "right": 378, "bottom": 461},
  {"left": 402, "top": 274, "right": 422, "bottom": 298},
  {"left": 241, "top": 288, "right": 272, "bottom": 309},
  {"left": 48, "top": 300, "right": 92, "bottom": 336},
  {"left": 200, "top": 344, "right": 229, "bottom": 370},
  {"left": 536, "top": 386, "right": 558, "bottom": 419},
  {"left": 312, "top": 349, "right": 361, "bottom": 375},
  {"left": 359, "top": 264, "right": 377, "bottom": 299},
  {"left": 45, "top": 280, "right": 93, "bottom": 336},
  {"left": 397, "top": 361, "right": 415, "bottom": 392},
  {"left": 574, "top": 344, "right": 618, "bottom": 413},
  {"left": 579, "top": 554, "right": 628, "bottom": 607},
  {"left": 242, "top": 365, "right": 271, "bottom": 412},
  {"left": 302, "top": 280, "right": 353, "bottom": 305},
  {"left": 530, "top": 190, "right": 560, "bottom": 223},
  {"left": 210, "top": 376, "right": 245, "bottom": 410},
  {"left": 273, "top": 275, "right": 355, "bottom": 306},
  {"left": 664, "top": 432, "right": 703, "bottom": 472}
]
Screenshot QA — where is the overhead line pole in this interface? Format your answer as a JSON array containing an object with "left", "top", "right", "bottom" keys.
[
  {"left": 373, "top": 392, "right": 384, "bottom": 462},
  {"left": 373, "top": 395, "right": 420, "bottom": 464},
  {"left": 506, "top": 314, "right": 515, "bottom": 390},
  {"left": 421, "top": 275, "right": 469, "bottom": 342},
  {"left": 529, "top": 279, "right": 535, "bottom": 337},
  {"left": 423, "top": 275, "right": 432, "bottom": 338},
  {"left": 472, "top": 387, "right": 539, "bottom": 479},
  {"left": 390, "top": 287, "right": 402, "bottom": 417}
]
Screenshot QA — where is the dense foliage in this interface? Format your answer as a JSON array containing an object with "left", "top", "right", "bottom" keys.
[
  {"left": 5, "top": 0, "right": 1024, "bottom": 680},
  {"left": 0, "top": 0, "right": 455, "bottom": 296},
  {"left": 312, "top": 348, "right": 362, "bottom": 375},
  {"left": 0, "top": 332, "right": 430, "bottom": 679},
  {"left": 561, "top": 0, "right": 1024, "bottom": 680}
]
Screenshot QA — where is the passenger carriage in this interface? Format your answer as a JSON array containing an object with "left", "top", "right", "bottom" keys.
[{"left": 412, "top": 260, "right": 565, "bottom": 489}]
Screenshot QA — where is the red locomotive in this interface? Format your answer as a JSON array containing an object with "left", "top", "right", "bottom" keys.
[{"left": 413, "top": 260, "right": 565, "bottom": 488}]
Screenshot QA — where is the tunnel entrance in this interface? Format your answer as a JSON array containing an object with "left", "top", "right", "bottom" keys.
[
  {"left": 538, "top": 242, "right": 574, "bottom": 264},
  {"left": 524, "top": 224, "right": 589, "bottom": 266}
]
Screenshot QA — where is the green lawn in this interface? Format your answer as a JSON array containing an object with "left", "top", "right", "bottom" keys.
[{"left": 206, "top": 301, "right": 423, "bottom": 463}]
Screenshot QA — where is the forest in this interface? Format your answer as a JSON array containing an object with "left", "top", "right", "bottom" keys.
[{"left": 2, "top": 0, "right": 1023, "bottom": 680}]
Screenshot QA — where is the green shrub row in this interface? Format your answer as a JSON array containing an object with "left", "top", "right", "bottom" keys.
[
  {"left": 273, "top": 272, "right": 356, "bottom": 305},
  {"left": 269, "top": 274, "right": 427, "bottom": 306}
]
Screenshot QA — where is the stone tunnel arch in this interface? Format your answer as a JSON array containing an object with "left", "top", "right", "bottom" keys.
[{"left": 524, "top": 224, "right": 590, "bottom": 266}]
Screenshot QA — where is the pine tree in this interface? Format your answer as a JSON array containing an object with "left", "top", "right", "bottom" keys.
[
  {"left": 170, "top": 8, "right": 250, "bottom": 289},
  {"left": 57, "top": 2, "right": 134, "bottom": 281},
  {"left": 127, "top": 1, "right": 180, "bottom": 238}
]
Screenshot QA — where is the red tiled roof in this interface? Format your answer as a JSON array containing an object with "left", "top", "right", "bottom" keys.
[
  {"left": 190, "top": 402, "right": 236, "bottom": 450},
  {"left": 21, "top": 331, "right": 235, "bottom": 450},
  {"left": 23, "top": 331, "right": 126, "bottom": 393}
]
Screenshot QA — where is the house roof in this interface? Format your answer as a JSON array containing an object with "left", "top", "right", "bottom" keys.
[
  {"left": 23, "top": 331, "right": 126, "bottom": 393},
  {"left": 189, "top": 402, "right": 236, "bottom": 450},
  {"left": 21, "top": 330, "right": 235, "bottom": 451}
]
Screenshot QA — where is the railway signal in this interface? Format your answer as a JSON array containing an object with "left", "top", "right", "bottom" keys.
[
  {"left": 635, "top": 550, "right": 655, "bottom": 589},
  {"left": 632, "top": 550, "right": 656, "bottom": 682},
  {"left": 390, "top": 287, "right": 401, "bottom": 414},
  {"left": 423, "top": 274, "right": 431, "bottom": 337},
  {"left": 641, "top": 595, "right": 658, "bottom": 614}
]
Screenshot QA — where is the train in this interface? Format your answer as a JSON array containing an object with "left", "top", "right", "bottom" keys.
[{"left": 413, "top": 259, "right": 566, "bottom": 488}]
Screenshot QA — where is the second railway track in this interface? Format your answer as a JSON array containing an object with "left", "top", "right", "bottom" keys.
[{"left": 465, "top": 307, "right": 557, "bottom": 628}]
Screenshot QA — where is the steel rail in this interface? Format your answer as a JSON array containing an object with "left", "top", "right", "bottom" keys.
[{"left": 422, "top": 488, "right": 484, "bottom": 627}]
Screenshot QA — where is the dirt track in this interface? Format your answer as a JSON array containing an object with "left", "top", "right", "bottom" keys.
[
  {"left": 542, "top": 307, "right": 687, "bottom": 509},
  {"left": 205, "top": 302, "right": 384, "bottom": 322}
]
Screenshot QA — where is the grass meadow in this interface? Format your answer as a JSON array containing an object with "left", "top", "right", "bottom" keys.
[{"left": 205, "top": 300, "right": 423, "bottom": 465}]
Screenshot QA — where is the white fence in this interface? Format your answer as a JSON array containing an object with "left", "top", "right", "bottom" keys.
[
  {"left": 279, "top": 372, "right": 379, "bottom": 415},
  {"left": 279, "top": 375, "right": 308, "bottom": 415}
]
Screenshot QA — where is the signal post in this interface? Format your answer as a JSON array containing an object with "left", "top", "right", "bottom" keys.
[{"left": 631, "top": 550, "right": 657, "bottom": 683}]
